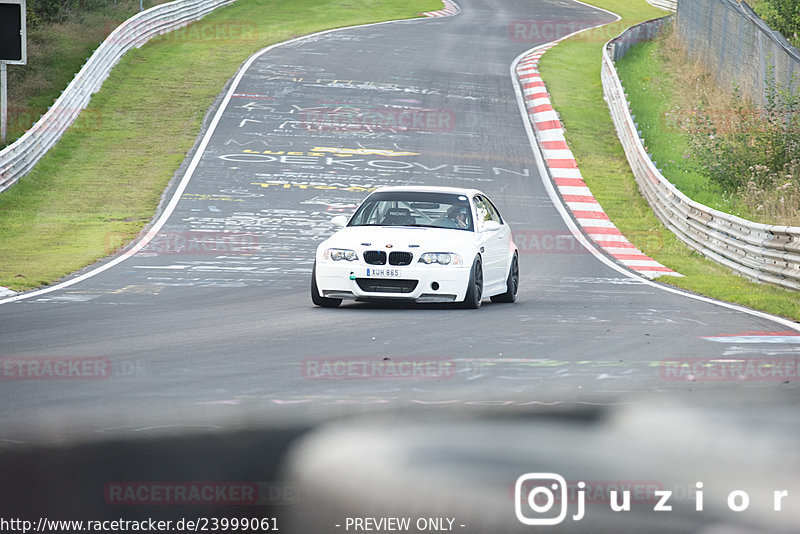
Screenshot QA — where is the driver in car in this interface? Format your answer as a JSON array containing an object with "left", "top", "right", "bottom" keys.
[{"left": 444, "top": 206, "right": 469, "bottom": 229}]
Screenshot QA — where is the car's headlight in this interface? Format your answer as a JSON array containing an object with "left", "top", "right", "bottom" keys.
[
  {"left": 418, "top": 252, "right": 463, "bottom": 265},
  {"left": 324, "top": 248, "right": 358, "bottom": 261}
]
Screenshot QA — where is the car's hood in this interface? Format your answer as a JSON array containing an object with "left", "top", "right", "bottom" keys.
[{"left": 322, "top": 225, "right": 477, "bottom": 251}]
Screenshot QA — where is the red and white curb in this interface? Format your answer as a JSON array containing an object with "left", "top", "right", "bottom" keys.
[
  {"left": 515, "top": 44, "right": 680, "bottom": 279},
  {"left": 422, "top": 0, "right": 460, "bottom": 18}
]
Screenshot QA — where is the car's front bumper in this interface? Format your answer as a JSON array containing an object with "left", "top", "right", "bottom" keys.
[{"left": 315, "top": 261, "right": 470, "bottom": 303}]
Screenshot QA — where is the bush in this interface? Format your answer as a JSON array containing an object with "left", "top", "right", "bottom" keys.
[
  {"left": 763, "top": 0, "right": 800, "bottom": 46},
  {"left": 688, "top": 71, "right": 800, "bottom": 194},
  {"left": 748, "top": 0, "right": 800, "bottom": 48},
  {"left": 28, "top": 0, "right": 121, "bottom": 23},
  {"left": 740, "top": 162, "right": 800, "bottom": 223}
]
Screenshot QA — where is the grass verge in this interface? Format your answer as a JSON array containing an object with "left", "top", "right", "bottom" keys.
[
  {"left": 537, "top": 0, "right": 800, "bottom": 321},
  {"left": 615, "top": 25, "right": 800, "bottom": 226},
  {"left": 0, "top": 0, "right": 441, "bottom": 291},
  {"left": 5, "top": 0, "right": 170, "bottom": 147},
  {"left": 613, "top": 33, "right": 733, "bottom": 213}
]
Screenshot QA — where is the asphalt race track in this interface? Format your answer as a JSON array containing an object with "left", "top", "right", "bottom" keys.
[{"left": 1, "top": 1, "right": 799, "bottom": 532}]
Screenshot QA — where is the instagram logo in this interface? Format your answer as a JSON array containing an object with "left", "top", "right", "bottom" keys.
[{"left": 514, "top": 473, "right": 570, "bottom": 525}]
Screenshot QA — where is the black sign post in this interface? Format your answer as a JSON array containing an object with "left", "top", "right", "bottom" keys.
[{"left": 0, "top": 0, "right": 26, "bottom": 143}]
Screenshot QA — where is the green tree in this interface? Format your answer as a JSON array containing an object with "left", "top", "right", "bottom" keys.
[{"left": 763, "top": 0, "right": 800, "bottom": 45}]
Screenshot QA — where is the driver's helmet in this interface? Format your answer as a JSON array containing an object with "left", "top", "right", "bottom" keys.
[{"left": 446, "top": 206, "right": 468, "bottom": 227}]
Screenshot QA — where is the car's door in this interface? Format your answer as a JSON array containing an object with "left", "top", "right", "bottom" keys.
[
  {"left": 473, "top": 195, "right": 507, "bottom": 288},
  {"left": 486, "top": 196, "right": 514, "bottom": 283}
]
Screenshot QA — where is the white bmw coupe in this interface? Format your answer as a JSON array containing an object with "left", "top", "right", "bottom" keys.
[{"left": 311, "top": 186, "right": 519, "bottom": 308}]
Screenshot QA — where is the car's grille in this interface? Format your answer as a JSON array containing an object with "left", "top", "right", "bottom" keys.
[
  {"left": 364, "top": 251, "right": 387, "bottom": 265},
  {"left": 356, "top": 278, "right": 418, "bottom": 294},
  {"left": 388, "top": 251, "right": 413, "bottom": 266}
]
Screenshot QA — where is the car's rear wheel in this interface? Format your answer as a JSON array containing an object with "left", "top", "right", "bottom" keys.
[
  {"left": 311, "top": 262, "right": 341, "bottom": 308},
  {"left": 491, "top": 253, "right": 519, "bottom": 303},
  {"left": 460, "top": 256, "right": 483, "bottom": 309}
]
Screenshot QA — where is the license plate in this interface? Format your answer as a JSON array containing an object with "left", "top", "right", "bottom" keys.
[{"left": 365, "top": 268, "right": 402, "bottom": 278}]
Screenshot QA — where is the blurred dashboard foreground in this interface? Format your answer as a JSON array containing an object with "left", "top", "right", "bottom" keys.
[{"left": 1, "top": 395, "right": 798, "bottom": 533}]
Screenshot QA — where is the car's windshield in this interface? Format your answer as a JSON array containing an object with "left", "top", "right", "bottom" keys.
[{"left": 348, "top": 191, "right": 474, "bottom": 231}]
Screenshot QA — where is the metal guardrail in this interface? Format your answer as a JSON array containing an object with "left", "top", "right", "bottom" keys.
[
  {"left": 0, "top": 0, "right": 236, "bottom": 193},
  {"left": 646, "top": 0, "right": 677, "bottom": 12},
  {"left": 607, "top": 18, "right": 668, "bottom": 61},
  {"left": 602, "top": 19, "right": 800, "bottom": 292}
]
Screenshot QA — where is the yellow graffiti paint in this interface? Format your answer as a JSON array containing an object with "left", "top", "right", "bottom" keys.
[{"left": 311, "top": 147, "right": 420, "bottom": 157}]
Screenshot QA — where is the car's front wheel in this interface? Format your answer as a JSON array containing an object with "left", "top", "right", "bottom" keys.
[
  {"left": 491, "top": 252, "right": 519, "bottom": 303},
  {"left": 460, "top": 256, "right": 483, "bottom": 309},
  {"left": 311, "top": 262, "right": 341, "bottom": 308}
]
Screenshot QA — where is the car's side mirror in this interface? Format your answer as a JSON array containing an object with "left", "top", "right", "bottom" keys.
[
  {"left": 481, "top": 220, "right": 501, "bottom": 232},
  {"left": 331, "top": 215, "right": 349, "bottom": 228}
]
